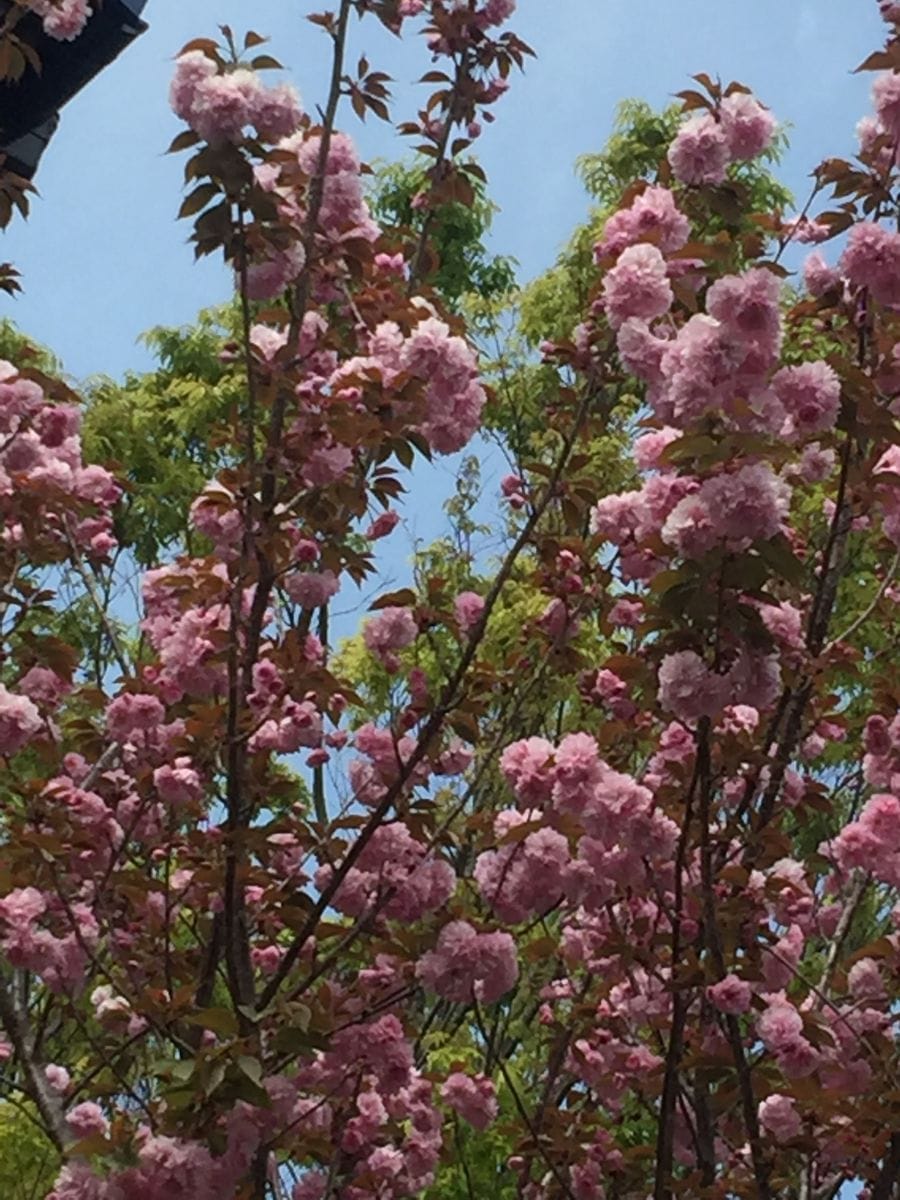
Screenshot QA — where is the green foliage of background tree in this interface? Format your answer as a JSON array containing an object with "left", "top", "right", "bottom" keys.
[
  {"left": 82, "top": 306, "right": 245, "bottom": 568},
  {"left": 369, "top": 158, "right": 516, "bottom": 309},
  {"left": 0, "top": 1103, "right": 58, "bottom": 1200}
]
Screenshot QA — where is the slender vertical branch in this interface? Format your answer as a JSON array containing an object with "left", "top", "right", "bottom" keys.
[
  {"left": 653, "top": 748, "right": 702, "bottom": 1200},
  {"left": 407, "top": 47, "right": 471, "bottom": 291},
  {"left": 313, "top": 604, "right": 329, "bottom": 825},
  {"left": 0, "top": 972, "right": 69, "bottom": 1151},
  {"left": 471, "top": 1001, "right": 576, "bottom": 1200},
  {"left": 818, "top": 871, "right": 868, "bottom": 995},
  {"left": 696, "top": 725, "right": 771, "bottom": 1199},
  {"left": 692, "top": 1061, "right": 717, "bottom": 1187},
  {"left": 872, "top": 1134, "right": 900, "bottom": 1200},
  {"left": 216, "top": 0, "right": 355, "bottom": 1031}
]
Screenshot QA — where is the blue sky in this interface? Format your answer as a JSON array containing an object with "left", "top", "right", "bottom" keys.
[{"left": 2, "top": 0, "right": 885, "bottom": 382}]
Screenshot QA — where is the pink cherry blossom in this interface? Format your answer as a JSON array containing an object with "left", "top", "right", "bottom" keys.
[
  {"left": 0, "top": 684, "right": 42, "bottom": 755},
  {"left": 873, "top": 71, "right": 900, "bottom": 143},
  {"left": 667, "top": 113, "right": 730, "bottom": 185},
  {"left": 719, "top": 92, "right": 776, "bottom": 160},
  {"left": 169, "top": 51, "right": 217, "bottom": 121},
  {"left": 363, "top": 606, "right": 418, "bottom": 669},
  {"left": 284, "top": 569, "right": 341, "bottom": 609},
  {"left": 707, "top": 974, "right": 752, "bottom": 1014},
  {"left": 595, "top": 186, "right": 690, "bottom": 259},
  {"left": 706, "top": 268, "right": 782, "bottom": 352},
  {"left": 184, "top": 69, "right": 262, "bottom": 143},
  {"left": 500, "top": 736, "right": 556, "bottom": 804},
  {"left": 416, "top": 920, "right": 518, "bottom": 1003},
  {"left": 840, "top": 221, "right": 900, "bottom": 305},
  {"left": 758, "top": 1093, "right": 802, "bottom": 1142},
  {"left": 31, "top": 0, "right": 92, "bottom": 41},
  {"left": 319, "top": 823, "right": 455, "bottom": 922},
  {"left": 66, "top": 1102, "right": 109, "bottom": 1139},
  {"left": 657, "top": 651, "right": 730, "bottom": 723},
  {"left": 400, "top": 317, "right": 486, "bottom": 455},
  {"left": 602, "top": 243, "right": 673, "bottom": 330},
  {"left": 441, "top": 1072, "right": 498, "bottom": 1130},
  {"left": 803, "top": 251, "right": 841, "bottom": 297},
  {"left": 250, "top": 82, "right": 303, "bottom": 140},
  {"left": 475, "top": 815, "right": 569, "bottom": 922},
  {"left": 454, "top": 591, "right": 485, "bottom": 633},
  {"left": 772, "top": 361, "right": 841, "bottom": 437}
]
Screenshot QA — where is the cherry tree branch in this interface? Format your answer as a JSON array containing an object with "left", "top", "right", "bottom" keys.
[
  {"left": 219, "top": 0, "right": 355, "bottom": 1028},
  {"left": 259, "top": 382, "right": 598, "bottom": 1011},
  {"left": 0, "top": 970, "right": 69, "bottom": 1151}
]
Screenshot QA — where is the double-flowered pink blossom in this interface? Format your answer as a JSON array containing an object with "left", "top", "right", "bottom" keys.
[
  {"left": 319, "top": 823, "right": 455, "bottom": 922},
  {"left": 454, "top": 591, "right": 485, "bottom": 633},
  {"left": 657, "top": 647, "right": 782, "bottom": 724},
  {"left": 595, "top": 186, "right": 690, "bottom": 259},
  {"left": 416, "top": 920, "right": 518, "bottom": 1003},
  {"left": 758, "top": 1093, "right": 802, "bottom": 1142},
  {"left": 719, "top": 92, "right": 776, "bottom": 160},
  {"left": 662, "top": 462, "right": 790, "bottom": 557},
  {"left": 0, "top": 887, "right": 98, "bottom": 993},
  {"left": 499, "top": 736, "right": 556, "bottom": 804},
  {"left": 840, "top": 221, "right": 900, "bottom": 306},
  {"left": 401, "top": 317, "right": 487, "bottom": 454},
  {"left": 602, "top": 243, "right": 673, "bottom": 330},
  {"left": 285, "top": 569, "right": 341, "bottom": 609},
  {"left": 29, "top": 0, "right": 91, "bottom": 41},
  {"left": 803, "top": 251, "right": 841, "bottom": 298},
  {"left": 0, "top": 683, "right": 42, "bottom": 756},
  {"left": 873, "top": 71, "right": 900, "bottom": 143},
  {"left": 440, "top": 1073, "right": 498, "bottom": 1130},
  {"left": 170, "top": 53, "right": 302, "bottom": 144},
  {"left": 657, "top": 651, "right": 730, "bottom": 723},
  {"left": 668, "top": 93, "right": 774, "bottom": 186},
  {"left": 363, "top": 606, "right": 418, "bottom": 671},
  {"left": 475, "top": 811, "right": 569, "bottom": 922},
  {"left": 757, "top": 990, "right": 819, "bottom": 1077},
  {"left": 668, "top": 114, "right": 730, "bottom": 185},
  {"left": 706, "top": 268, "right": 782, "bottom": 355},
  {"left": 293, "top": 131, "right": 379, "bottom": 242},
  {"left": 827, "top": 792, "right": 900, "bottom": 886},
  {"left": 708, "top": 974, "right": 753, "bottom": 1015},
  {"left": 772, "top": 361, "right": 841, "bottom": 437}
]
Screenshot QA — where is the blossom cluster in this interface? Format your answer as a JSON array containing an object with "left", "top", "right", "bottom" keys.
[
  {"left": 0, "top": 360, "right": 120, "bottom": 561},
  {"left": 170, "top": 52, "right": 303, "bottom": 145},
  {"left": 0, "top": 887, "right": 97, "bottom": 993},
  {"left": 331, "top": 314, "right": 487, "bottom": 456},
  {"left": 25, "top": 0, "right": 91, "bottom": 41},
  {"left": 667, "top": 91, "right": 776, "bottom": 186}
]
